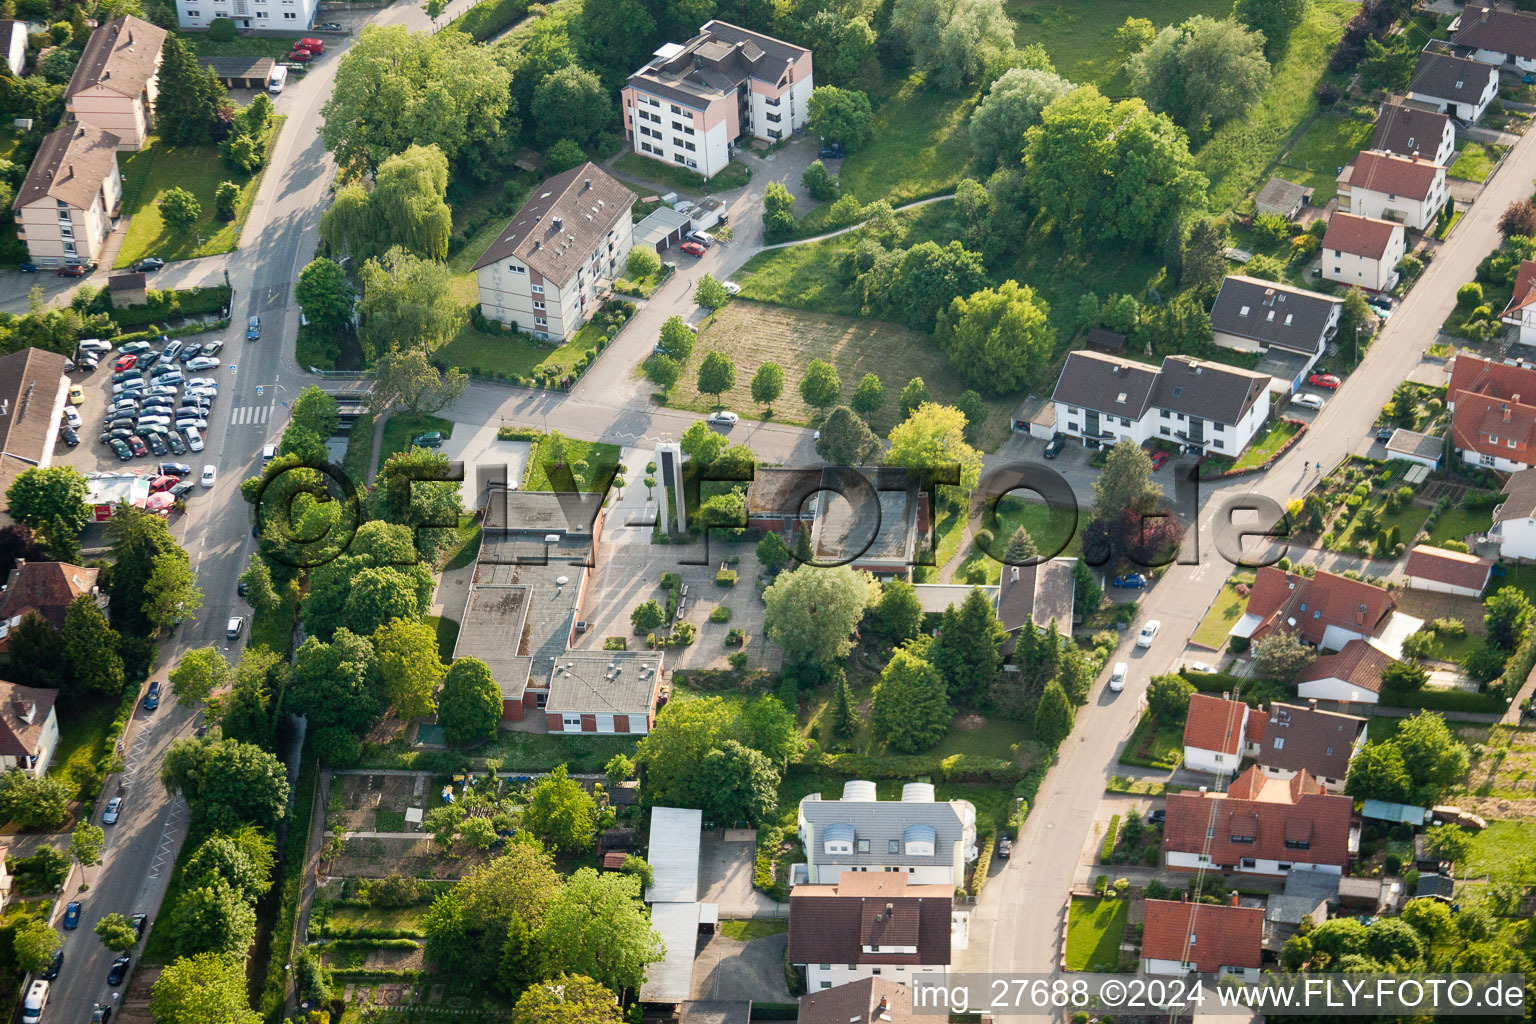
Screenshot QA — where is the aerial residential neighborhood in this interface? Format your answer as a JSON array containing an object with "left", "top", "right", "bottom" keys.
[{"left": 0, "top": 0, "right": 1531, "bottom": 1021}]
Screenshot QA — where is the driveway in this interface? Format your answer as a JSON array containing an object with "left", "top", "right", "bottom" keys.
[
  {"left": 690, "top": 931, "right": 793, "bottom": 1003},
  {"left": 699, "top": 830, "right": 783, "bottom": 919}
]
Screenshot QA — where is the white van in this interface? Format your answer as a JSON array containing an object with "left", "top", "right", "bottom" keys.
[
  {"left": 22, "top": 980, "right": 48, "bottom": 1024},
  {"left": 267, "top": 65, "right": 288, "bottom": 94}
]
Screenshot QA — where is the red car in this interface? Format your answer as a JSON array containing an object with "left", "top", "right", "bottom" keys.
[
  {"left": 299, "top": 37, "right": 324, "bottom": 53},
  {"left": 148, "top": 475, "right": 179, "bottom": 492},
  {"left": 1308, "top": 373, "right": 1341, "bottom": 390},
  {"left": 57, "top": 263, "right": 89, "bottom": 277},
  {"left": 1149, "top": 451, "right": 1171, "bottom": 471},
  {"left": 113, "top": 354, "right": 139, "bottom": 372},
  {"left": 680, "top": 241, "right": 706, "bottom": 257},
  {"left": 127, "top": 436, "right": 148, "bottom": 457},
  {"left": 288, "top": 48, "right": 313, "bottom": 62}
]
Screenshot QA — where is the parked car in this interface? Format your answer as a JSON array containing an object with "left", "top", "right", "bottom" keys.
[
  {"left": 62, "top": 902, "right": 81, "bottom": 929},
  {"left": 679, "top": 241, "right": 706, "bottom": 257},
  {"left": 247, "top": 316, "right": 261, "bottom": 340},
  {"left": 43, "top": 950, "right": 62, "bottom": 980},
  {"left": 1366, "top": 294, "right": 1395, "bottom": 312},
  {"left": 109, "top": 439, "right": 133, "bottom": 460},
  {"left": 184, "top": 356, "right": 220, "bottom": 372},
  {"left": 17, "top": 262, "right": 35, "bottom": 272},
  {"left": 818, "top": 142, "right": 843, "bottom": 159},
  {"left": 170, "top": 480, "right": 196, "bottom": 498},
  {"left": 63, "top": 406, "right": 81, "bottom": 429},
  {"left": 1136, "top": 620, "right": 1161, "bottom": 647},
  {"left": 1375, "top": 426, "right": 1394, "bottom": 443},
  {"left": 117, "top": 341, "right": 154, "bottom": 356},
  {"left": 166, "top": 432, "right": 187, "bottom": 455},
  {"left": 723, "top": 281, "right": 741, "bottom": 296},
  {"left": 68, "top": 385, "right": 85, "bottom": 405},
  {"left": 145, "top": 681, "right": 160, "bottom": 711},
  {"left": 201, "top": 341, "right": 224, "bottom": 358},
  {"left": 1043, "top": 433, "right": 1066, "bottom": 459},
  {"left": 146, "top": 434, "right": 168, "bottom": 456},
  {"left": 185, "top": 426, "right": 204, "bottom": 452},
  {"left": 1308, "top": 372, "right": 1341, "bottom": 390},
  {"left": 134, "top": 257, "right": 165, "bottom": 272},
  {"left": 1108, "top": 661, "right": 1128, "bottom": 692},
  {"left": 103, "top": 796, "right": 122, "bottom": 824},
  {"left": 1290, "top": 393, "right": 1324, "bottom": 411},
  {"left": 1148, "top": 808, "right": 1166, "bottom": 826},
  {"left": 110, "top": 369, "right": 141, "bottom": 384},
  {"left": 288, "top": 48, "right": 314, "bottom": 61},
  {"left": 1184, "top": 661, "right": 1215, "bottom": 674},
  {"left": 317, "top": 21, "right": 341, "bottom": 29},
  {"left": 92, "top": 1004, "right": 112, "bottom": 1024},
  {"left": 1112, "top": 573, "right": 1148, "bottom": 589},
  {"left": 226, "top": 615, "right": 245, "bottom": 639},
  {"left": 127, "top": 436, "right": 148, "bottom": 457},
  {"left": 159, "top": 462, "right": 192, "bottom": 477},
  {"left": 300, "top": 36, "right": 325, "bottom": 52},
  {"left": 130, "top": 915, "right": 148, "bottom": 940},
  {"left": 412, "top": 432, "right": 444, "bottom": 448},
  {"left": 175, "top": 417, "right": 208, "bottom": 432},
  {"left": 707, "top": 410, "right": 739, "bottom": 425},
  {"left": 177, "top": 343, "right": 203, "bottom": 362},
  {"left": 201, "top": 465, "right": 217, "bottom": 487},
  {"left": 59, "top": 426, "right": 79, "bottom": 447},
  {"left": 57, "top": 263, "right": 89, "bottom": 277},
  {"left": 1149, "top": 450, "right": 1170, "bottom": 471},
  {"left": 997, "top": 837, "right": 1012, "bottom": 859},
  {"left": 149, "top": 475, "right": 178, "bottom": 492},
  {"left": 107, "top": 956, "right": 130, "bottom": 986}
]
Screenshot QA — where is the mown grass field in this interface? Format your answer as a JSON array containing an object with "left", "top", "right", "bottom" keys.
[
  {"left": 1272, "top": 113, "right": 1376, "bottom": 205},
  {"left": 1007, "top": 0, "right": 1231, "bottom": 94},
  {"left": 115, "top": 119, "right": 286, "bottom": 266},
  {"left": 1065, "top": 896, "right": 1130, "bottom": 971},
  {"left": 669, "top": 300, "right": 1012, "bottom": 448},
  {"left": 1448, "top": 142, "right": 1504, "bottom": 183},
  {"left": 1190, "top": 575, "right": 1250, "bottom": 649},
  {"left": 837, "top": 76, "right": 979, "bottom": 204}
]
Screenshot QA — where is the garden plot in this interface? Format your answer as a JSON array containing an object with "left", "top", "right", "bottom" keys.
[{"left": 330, "top": 772, "right": 431, "bottom": 833}]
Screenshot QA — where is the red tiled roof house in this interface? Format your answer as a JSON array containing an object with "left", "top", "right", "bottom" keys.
[
  {"left": 1228, "top": 566, "right": 1399, "bottom": 652},
  {"left": 1163, "top": 767, "right": 1354, "bottom": 877},
  {"left": 1336, "top": 150, "right": 1447, "bottom": 231},
  {"left": 1142, "top": 894, "right": 1265, "bottom": 976},
  {"left": 1448, "top": 353, "right": 1536, "bottom": 473},
  {"left": 1182, "top": 693, "right": 1264, "bottom": 776},
  {"left": 0, "top": 680, "right": 60, "bottom": 776},
  {"left": 1404, "top": 544, "right": 1493, "bottom": 599},
  {"left": 1321, "top": 212, "right": 1406, "bottom": 293},
  {"left": 788, "top": 873, "right": 955, "bottom": 992},
  {"left": 0, "top": 558, "right": 102, "bottom": 653}
]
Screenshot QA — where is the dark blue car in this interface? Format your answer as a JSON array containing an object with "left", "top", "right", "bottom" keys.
[
  {"left": 62, "top": 901, "right": 81, "bottom": 929},
  {"left": 1112, "top": 573, "right": 1149, "bottom": 589},
  {"left": 145, "top": 680, "right": 160, "bottom": 711}
]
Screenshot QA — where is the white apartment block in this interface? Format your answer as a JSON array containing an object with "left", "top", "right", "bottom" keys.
[
  {"left": 623, "top": 21, "right": 812, "bottom": 179},
  {"left": 474, "top": 162, "right": 636, "bottom": 342},
  {"left": 12, "top": 124, "right": 123, "bottom": 268},
  {"left": 1337, "top": 150, "right": 1448, "bottom": 232},
  {"left": 798, "top": 781, "right": 977, "bottom": 887},
  {"left": 64, "top": 16, "right": 166, "bottom": 151},
  {"left": 175, "top": 0, "right": 318, "bottom": 30}
]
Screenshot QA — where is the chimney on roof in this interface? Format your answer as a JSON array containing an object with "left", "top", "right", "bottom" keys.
[
  {"left": 552, "top": 216, "right": 562, "bottom": 232},
  {"left": 1231, "top": 891, "right": 1240, "bottom": 907},
  {"left": 1516, "top": 394, "right": 1523, "bottom": 405},
  {"left": 1180, "top": 891, "right": 1188, "bottom": 902},
  {"left": 884, "top": 902, "right": 894, "bottom": 916},
  {"left": 583, "top": 178, "right": 591, "bottom": 190},
  {"left": 66, "top": 163, "right": 74, "bottom": 179},
  {"left": 1504, "top": 404, "right": 1512, "bottom": 423},
  {"left": 11, "top": 700, "right": 35, "bottom": 724},
  {"left": 12, "top": 558, "right": 22, "bottom": 573},
  {"left": 875, "top": 998, "right": 889, "bottom": 1015}
]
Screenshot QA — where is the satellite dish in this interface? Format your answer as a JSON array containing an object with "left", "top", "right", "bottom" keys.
[{"left": 556, "top": 576, "right": 569, "bottom": 586}]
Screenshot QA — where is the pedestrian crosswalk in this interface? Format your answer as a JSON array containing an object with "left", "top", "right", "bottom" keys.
[{"left": 230, "top": 404, "right": 272, "bottom": 426}]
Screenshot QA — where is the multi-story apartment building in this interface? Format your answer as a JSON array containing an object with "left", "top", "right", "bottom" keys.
[
  {"left": 474, "top": 162, "right": 635, "bottom": 341},
  {"left": 13, "top": 124, "right": 123, "bottom": 269},
  {"left": 797, "top": 781, "right": 978, "bottom": 886},
  {"left": 64, "top": 16, "right": 166, "bottom": 150},
  {"left": 174, "top": 0, "right": 318, "bottom": 32},
  {"left": 622, "top": 21, "right": 812, "bottom": 179}
]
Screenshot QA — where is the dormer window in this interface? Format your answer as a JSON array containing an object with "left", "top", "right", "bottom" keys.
[
  {"left": 903, "top": 824, "right": 936, "bottom": 857},
  {"left": 823, "top": 823, "right": 855, "bottom": 856},
  {"left": 1239, "top": 305, "right": 1251, "bottom": 316}
]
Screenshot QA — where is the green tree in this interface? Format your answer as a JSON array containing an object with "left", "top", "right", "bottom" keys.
[
  {"left": 1393, "top": 712, "right": 1470, "bottom": 805},
  {"left": 1003, "top": 525, "right": 1037, "bottom": 562},
  {"left": 154, "top": 34, "right": 226, "bottom": 144},
  {"left": 851, "top": 373, "right": 885, "bottom": 415},
  {"left": 802, "top": 159, "right": 840, "bottom": 201},
  {"left": 930, "top": 587, "right": 1006, "bottom": 707},
  {"left": 0, "top": 772, "right": 70, "bottom": 829},
  {"left": 437, "top": 657, "right": 502, "bottom": 747},
  {"left": 635, "top": 697, "right": 736, "bottom": 809},
  {"left": 1423, "top": 823, "right": 1474, "bottom": 864},
  {"left": 762, "top": 181, "right": 796, "bottom": 239},
  {"left": 320, "top": 24, "right": 512, "bottom": 172},
  {"left": 531, "top": 65, "right": 610, "bottom": 146},
  {"left": 237, "top": 553, "right": 278, "bottom": 616},
  {"left": 185, "top": 829, "right": 274, "bottom": 901},
  {"left": 95, "top": 913, "right": 140, "bottom": 952},
  {"left": 296, "top": 258, "right": 353, "bottom": 334},
  {"left": 1252, "top": 630, "right": 1315, "bottom": 681},
  {"left": 364, "top": 448, "right": 465, "bottom": 561},
  {"left": 359, "top": 248, "right": 466, "bottom": 360},
  {"left": 1484, "top": 585, "right": 1534, "bottom": 649},
  {"left": 800, "top": 359, "right": 841, "bottom": 412},
  {"left": 8, "top": 611, "right": 63, "bottom": 690},
  {"left": 1179, "top": 217, "right": 1228, "bottom": 292},
  {"left": 171, "top": 876, "right": 257, "bottom": 957},
  {"left": 160, "top": 736, "right": 290, "bottom": 832},
  {"left": 603, "top": 753, "right": 635, "bottom": 786},
  {"left": 655, "top": 315, "right": 696, "bottom": 362},
  {"left": 763, "top": 565, "right": 876, "bottom": 667},
  {"left": 1127, "top": 17, "right": 1270, "bottom": 133},
  {"left": 815, "top": 405, "right": 879, "bottom": 464},
  {"left": 421, "top": 841, "right": 562, "bottom": 989},
  {"left": 625, "top": 246, "right": 661, "bottom": 280},
  {"left": 695, "top": 274, "right": 731, "bottom": 309},
  {"left": 1381, "top": 660, "right": 1428, "bottom": 693},
  {"left": 1401, "top": 897, "right": 1454, "bottom": 942},
  {"left": 869, "top": 644, "right": 952, "bottom": 752},
  {"left": 372, "top": 618, "right": 445, "bottom": 719},
  {"left": 11, "top": 919, "right": 61, "bottom": 975},
  {"left": 512, "top": 974, "right": 623, "bottom": 1024},
  {"left": 756, "top": 531, "right": 792, "bottom": 573},
  {"left": 804, "top": 11, "right": 876, "bottom": 85},
  {"left": 886, "top": 402, "right": 984, "bottom": 489},
  {"left": 144, "top": 548, "right": 204, "bottom": 630},
  {"left": 1345, "top": 741, "right": 1413, "bottom": 804},
  {"left": 1033, "top": 678, "right": 1074, "bottom": 747},
  {"left": 937, "top": 280, "right": 1054, "bottom": 394},
  {"left": 969, "top": 67, "right": 1072, "bottom": 170},
  {"left": 898, "top": 377, "right": 931, "bottom": 419},
  {"left": 871, "top": 578, "right": 924, "bottom": 643},
  {"left": 750, "top": 361, "right": 785, "bottom": 411},
  {"left": 1146, "top": 673, "right": 1194, "bottom": 724},
  {"left": 149, "top": 953, "right": 260, "bottom": 1024},
  {"left": 160, "top": 187, "right": 202, "bottom": 233},
  {"left": 735, "top": 693, "right": 800, "bottom": 765},
  {"left": 1233, "top": 0, "right": 1309, "bottom": 58},
  {"left": 69, "top": 821, "right": 105, "bottom": 868},
  {"left": 698, "top": 740, "right": 779, "bottom": 824},
  {"left": 535, "top": 869, "right": 663, "bottom": 993},
  {"left": 863, "top": 240, "right": 989, "bottom": 332},
  {"left": 696, "top": 350, "right": 737, "bottom": 408},
  {"left": 807, "top": 85, "right": 875, "bottom": 150},
  {"left": 1091, "top": 439, "right": 1160, "bottom": 521},
  {"left": 62, "top": 594, "right": 124, "bottom": 696},
  {"left": 830, "top": 677, "right": 860, "bottom": 738},
  {"left": 1117, "top": 16, "right": 1156, "bottom": 61},
  {"left": 523, "top": 765, "right": 599, "bottom": 854},
  {"left": 630, "top": 600, "right": 665, "bottom": 633},
  {"left": 888, "top": 0, "right": 1018, "bottom": 89},
  {"left": 213, "top": 180, "right": 239, "bottom": 221},
  {"left": 5, "top": 465, "right": 90, "bottom": 532},
  {"left": 344, "top": 567, "right": 428, "bottom": 637},
  {"left": 290, "top": 629, "right": 382, "bottom": 733}
]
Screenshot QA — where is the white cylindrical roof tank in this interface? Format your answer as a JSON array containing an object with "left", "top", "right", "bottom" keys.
[
  {"left": 901, "top": 782, "right": 936, "bottom": 803},
  {"left": 842, "top": 780, "right": 877, "bottom": 801}
]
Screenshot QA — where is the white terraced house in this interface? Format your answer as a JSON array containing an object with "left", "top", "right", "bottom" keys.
[
  {"left": 623, "top": 21, "right": 812, "bottom": 179},
  {"left": 798, "top": 780, "right": 977, "bottom": 887},
  {"left": 474, "top": 162, "right": 635, "bottom": 342}
]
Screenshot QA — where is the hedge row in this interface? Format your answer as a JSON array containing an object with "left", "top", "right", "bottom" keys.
[
  {"left": 798, "top": 751, "right": 1023, "bottom": 784},
  {"left": 445, "top": 0, "right": 528, "bottom": 40},
  {"left": 109, "top": 285, "right": 231, "bottom": 328},
  {"left": 1498, "top": 626, "right": 1536, "bottom": 694},
  {"left": 1378, "top": 688, "right": 1508, "bottom": 714},
  {"left": 1098, "top": 814, "right": 1121, "bottom": 865}
]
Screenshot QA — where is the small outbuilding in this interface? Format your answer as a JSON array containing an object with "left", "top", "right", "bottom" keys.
[
  {"left": 1256, "top": 176, "right": 1311, "bottom": 220},
  {"left": 197, "top": 56, "right": 276, "bottom": 90}
]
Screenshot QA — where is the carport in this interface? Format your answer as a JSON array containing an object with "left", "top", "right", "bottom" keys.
[
  {"left": 635, "top": 207, "right": 692, "bottom": 252},
  {"left": 197, "top": 56, "right": 276, "bottom": 89},
  {"left": 642, "top": 806, "right": 711, "bottom": 1006}
]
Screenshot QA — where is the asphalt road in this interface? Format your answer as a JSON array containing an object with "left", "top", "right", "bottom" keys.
[{"left": 976, "top": 118, "right": 1536, "bottom": 975}]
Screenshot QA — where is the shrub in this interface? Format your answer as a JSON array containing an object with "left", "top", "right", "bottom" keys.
[
  {"left": 716, "top": 568, "right": 737, "bottom": 586},
  {"left": 208, "top": 16, "right": 237, "bottom": 40},
  {"left": 1098, "top": 814, "right": 1121, "bottom": 865},
  {"left": 603, "top": 636, "right": 627, "bottom": 650},
  {"left": 709, "top": 605, "right": 731, "bottom": 623}
]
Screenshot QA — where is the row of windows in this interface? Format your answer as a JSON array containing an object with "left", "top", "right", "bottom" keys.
[{"left": 671, "top": 120, "right": 694, "bottom": 135}]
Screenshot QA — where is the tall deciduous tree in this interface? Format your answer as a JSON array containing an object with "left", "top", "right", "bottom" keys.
[
  {"left": 437, "top": 657, "right": 502, "bottom": 747},
  {"left": 171, "top": 876, "right": 257, "bottom": 957},
  {"left": 237, "top": 553, "right": 278, "bottom": 616},
  {"left": 1483, "top": 586, "right": 1534, "bottom": 649},
  {"left": 888, "top": 0, "right": 1019, "bottom": 90},
  {"left": 424, "top": 841, "right": 561, "bottom": 989},
  {"left": 8, "top": 611, "right": 64, "bottom": 690},
  {"left": 696, "top": 350, "right": 737, "bottom": 408},
  {"left": 851, "top": 373, "right": 885, "bottom": 415},
  {"left": 1345, "top": 741, "right": 1413, "bottom": 804},
  {"left": 5, "top": 465, "right": 90, "bottom": 532},
  {"left": 160, "top": 188, "right": 201, "bottom": 233},
  {"left": 169, "top": 647, "right": 231, "bottom": 704},
  {"left": 1128, "top": 17, "right": 1270, "bottom": 133},
  {"left": 1252, "top": 629, "right": 1316, "bottom": 681},
  {"left": 1393, "top": 712, "right": 1470, "bottom": 805},
  {"left": 1090, "top": 439, "right": 1160, "bottom": 521},
  {"left": 937, "top": 279, "right": 1054, "bottom": 393},
  {"left": 750, "top": 361, "right": 785, "bottom": 410},
  {"left": 534, "top": 869, "right": 663, "bottom": 994},
  {"left": 799, "top": 359, "right": 842, "bottom": 412},
  {"left": 807, "top": 85, "right": 875, "bottom": 150},
  {"left": 815, "top": 405, "right": 879, "bottom": 464},
  {"left": 154, "top": 34, "right": 226, "bottom": 144},
  {"left": 523, "top": 765, "right": 599, "bottom": 854},
  {"left": 290, "top": 628, "right": 381, "bottom": 732},
  {"left": 161, "top": 736, "right": 290, "bottom": 832},
  {"left": 62, "top": 594, "right": 124, "bottom": 697},
  {"left": 359, "top": 247, "right": 466, "bottom": 360},
  {"left": 320, "top": 143, "right": 455, "bottom": 261},
  {"left": 532, "top": 65, "right": 611, "bottom": 145},
  {"left": 886, "top": 402, "right": 984, "bottom": 489},
  {"left": 69, "top": 821, "right": 104, "bottom": 867},
  {"left": 95, "top": 913, "right": 139, "bottom": 952},
  {"left": 149, "top": 953, "right": 260, "bottom": 1024},
  {"left": 11, "top": 919, "right": 60, "bottom": 974},
  {"left": 634, "top": 696, "right": 734, "bottom": 810},
  {"left": 320, "top": 25, "right": 512, "bottom": 172},
  {"left": 698, "top": 740, "right": 779, "bottom": 824},
  {"left": 869, "top": 644, "right": 952, "bottom": 752},
  {"left": 763, "top": 565, "right": 877, "bottom": 667},
  {"left": 105, "top": 505, "right": 182, "bottom": 633},
  {"left": 512, "top": 974, "right": 623, "bottom": 1024},
  {"left": 372, "top": 618, "right": 444, "bottom": 719},
  {"left": 969, "top": 68, "right": 1072, "bottom": 170},
  {"left": 144, "top": 548, "right": 203, "bottom": 630},
  {"left": 871, "top": 579, "right": 924, "bottom": 643}
]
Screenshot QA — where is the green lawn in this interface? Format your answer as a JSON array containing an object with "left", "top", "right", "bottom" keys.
[
  {"left": 612, "top": 151, "right": 752, "bottom": 195},
  {"left": 1449, "top": 142, "right": 1504, "bottom": 183},
  {"left": 522, "top": 436, "right": 621, "bottom": 491},
  {"left": 437, "top": 317, "right": 609, "bottom": 381},
  {"left": 1333, "top": 497, "right": 1431, "bottom": 552},
  {"left": 442, "top": 520, "right": 482, "bottom": 571},
  {"left": 324, "top": 904, "right": 427, "bottom": 936},
  {"left": 1457, "top": 820, "right": 1536, "bottom": 881},
  {"left": 375, "top": 809, "right": 407, "bottom": 832},
  {"left": 46, "top": 695, "right": 120, "bottom": 799},
  {"left": 1273, "top": 113, "right": 1376, "bottom": 206},
  {"left": 1065, "top": 896, "right": 1130, "bottom": 972},
  {"left": 188, "top": 33, "right": 308, "bottom": 58},
  {"left": 379, "top": 414, "right": 453, "bottom": 465},
  {"left": 1007, "top": 0, "right": 1230, "bottom": 94},
  {"left": 1232, "top": 419, "right": 1302, "bottom": 471},
  {"left": 720, "top": 919, "right": 789, "bottom": 941},
  {"left": 956, "top": 494, "right": 1081, "bottom": 583},
  {"left": 1189, "top": 573, "right": 1253, "bottom": 649},
  {"left": 1426, "top": 506, "right": 1494, "bottom": 547},
  {"left": 1493, "top": 563, "right": 1536, "bottom": 608},
  {"left": 837, "top": 76, "right": 978, "bottom": 204},
  {"left": 115, "top": 119, "right": 285, "bottom": 267},
  {"left": 1196, "top": 0, "right": 1357, "bottom": 211},
  {"left": 1120, "top": 710, "right": 1183, "bottom": 770},
  {"left": 476, "top": 731, "right": 637, "bottom": 772}
]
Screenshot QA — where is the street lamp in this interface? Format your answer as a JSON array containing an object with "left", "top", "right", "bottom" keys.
[{"left": 1354, "top": 323, "right": 1360, "bottom": 366}]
